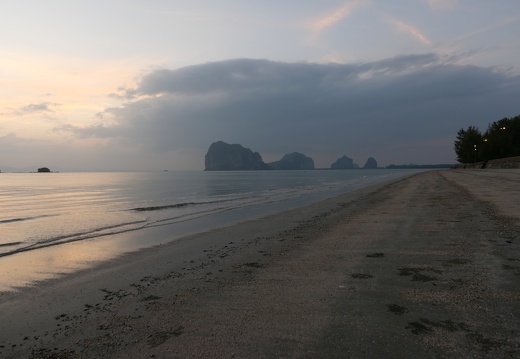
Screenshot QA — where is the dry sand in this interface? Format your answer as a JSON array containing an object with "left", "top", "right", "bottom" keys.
[{"left": 1, "top": 169, "right": 519, "bottom": 358}]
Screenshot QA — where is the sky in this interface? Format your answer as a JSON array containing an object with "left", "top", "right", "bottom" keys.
[{"left": 1, "top": 0, "right": 519, "bottom": 171}]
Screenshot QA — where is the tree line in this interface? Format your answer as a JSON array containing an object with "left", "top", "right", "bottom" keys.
[{"left": 454, "top": 114, "right": 520, "bottom": 163}]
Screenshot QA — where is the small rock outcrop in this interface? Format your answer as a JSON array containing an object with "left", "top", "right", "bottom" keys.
[
  {"left": 268, "top": 152, "right": 315, "bottom": 170},
  {"left": 331, "top": 156, "right": 355, "bottom": 169},
  {"left": 37, "top": 167, "right": 51, "bottom": 173},
  {"left": 204, "top": 141, "right": 270, "bottom": 171},
  {"left": 363, "top": 157, "right": 378, "bottom": 169}
]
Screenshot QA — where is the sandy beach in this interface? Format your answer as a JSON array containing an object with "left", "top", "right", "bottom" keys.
[{"left": 1, "top": 169, "right": 519, "bottom": 358}]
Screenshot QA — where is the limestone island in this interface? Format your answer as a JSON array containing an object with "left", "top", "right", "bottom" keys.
[
  {"left": 204, "top": 141, "right": 316, "bottom": 171},
  {"left": 204, "top": 141, "right": 380, "bottom": 171}
]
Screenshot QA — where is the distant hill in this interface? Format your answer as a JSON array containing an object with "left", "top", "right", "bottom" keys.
[
  {"left": 363, "top": 157, "right": 378, "bottom": 169},
  {"left": 331, "top": 155, "right": 356, "bottom": 169},
  {"left": 204, "top": 142, "right": 317, "bottom": 171},
  {"left": 204, "top": 141, "right": 271, "bottom": 171},
  {"left": 203, "top": 141, "right": 452, "bottom": 172},
  {"left": 268, "top": 152, "right": 315, "bottom": 170}
]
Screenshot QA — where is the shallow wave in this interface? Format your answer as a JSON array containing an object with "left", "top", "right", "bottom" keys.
[
  {"left": 131, "top": 202, "right": 199, "bottom": 211},
  {"left": 129, "top": 198, "right": 239, "bottom": 212},
  {"left": 0, "top": 200, "right": 247, "bottom": 258},
  {"left": 0, "top": 214, "right": 57, "bottom": 225},
  {"left": 0, "top": 198, "right": 258, "bottom": 258},
  {"left": 0, "top": 242, "right": 22, "bottom": 248},
  {"left": 0, "top": 219, "right": 148, "bottom": 258}
]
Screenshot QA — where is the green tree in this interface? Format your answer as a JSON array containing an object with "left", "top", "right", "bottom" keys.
[
  {"left": 454, "top": 126, "right": 482, "bottom": 163},
  {"left": 507, "top": 115, "right": 520, "bottom": 157},
  {"left": 480, "top": 115, "right": 520, "bottom": 160}
]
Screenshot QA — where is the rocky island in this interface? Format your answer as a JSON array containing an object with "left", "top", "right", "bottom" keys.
[
  {"left": 268, "top": 152, "right": 315, "bottom": 170},
  {"left": 204, "top": 142, "right": 318, "bottom": 171},
  {"left": 204, "top": 141, "right": 379, "bottom": 171},
  {"left": 363, "top": 157, "right": 378, "bottom": 169},
  {"left": 204, "top": 141, "right": 270, "bottom": 171},
  {"left": 330, "top": 155, "right": 358, "bottom": 169}
]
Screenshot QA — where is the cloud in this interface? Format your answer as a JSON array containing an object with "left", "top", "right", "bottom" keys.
[
  {"left": 56, "top": 56, "right": 520, "bottom": 167},
  {"left": 387, "top": 17, "right": 432, "bottom": 46},
  {"left": 308, "top": 1, "right": 368, "bottom": 36},
  {"left": 9, "top": 102, "right": 60, "bottom": 116},
  {"left": 20, "top": 102, "right": 57, "bottom": 113}
]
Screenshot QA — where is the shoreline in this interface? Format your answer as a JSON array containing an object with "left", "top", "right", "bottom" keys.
[
  {"left": 1, "top": 169, "right": 519, "bottom": 358},
  {"left": 0, "top": 170, "right": 416, "bottom": 292},
  {"left": 1, "top": 172, "right": 411, "bottom": 295}
]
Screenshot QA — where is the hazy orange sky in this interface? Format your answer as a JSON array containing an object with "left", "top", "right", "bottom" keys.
[{"left": 1, "top": 0, "right": 519, "bottom": 170}]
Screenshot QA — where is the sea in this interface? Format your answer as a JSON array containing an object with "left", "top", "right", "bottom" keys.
[{"left": 0, "top": 169, "right": 417, "bottom": 291}]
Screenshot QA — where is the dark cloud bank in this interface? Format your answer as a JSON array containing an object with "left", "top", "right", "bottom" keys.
[{"left": 58, "top": 54, "right": 520, "bottom": 168}]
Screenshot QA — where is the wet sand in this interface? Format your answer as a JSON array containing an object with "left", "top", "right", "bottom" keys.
[{"left": 1, "top": 169, "right": 519, "bottom": 358}]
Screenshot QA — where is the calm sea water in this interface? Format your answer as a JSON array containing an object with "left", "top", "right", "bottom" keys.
[{"left": 0, "top": 169, "right": 416, "bottom": 290}]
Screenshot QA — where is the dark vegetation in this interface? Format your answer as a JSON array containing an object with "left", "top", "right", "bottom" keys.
[{"left": 454, "top": 114, "right": 520, "bottom": 163}]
